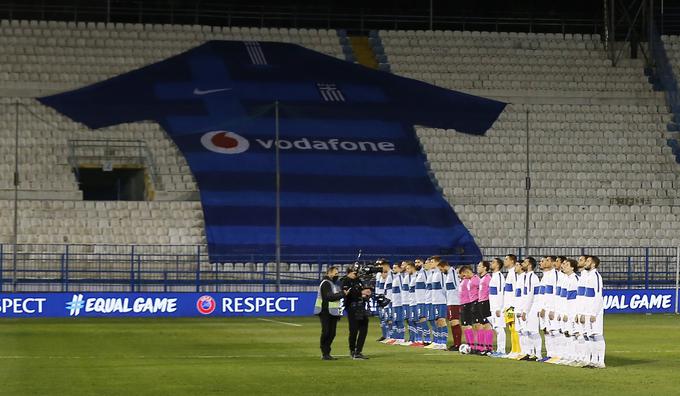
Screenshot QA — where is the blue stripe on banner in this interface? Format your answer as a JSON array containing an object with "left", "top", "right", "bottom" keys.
[{"left": 586, "top": 288, "right": 596, "bottom": 297}]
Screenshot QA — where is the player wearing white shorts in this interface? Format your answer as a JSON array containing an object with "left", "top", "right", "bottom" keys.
[
  {"left": 502, "top": 254, "right": 520, "bottom": 358},
  {"left": 488, "top": 258, "right": 506, "bottom": 357},
  {"left": 517, "top": 257, "right": 541, "bottom": 361},
  {"left": 583, "top": 255, "right": 605, "bottom": 368},
  {"left": 537, "top": 256, "right": 557, "bottom": 362},
  {"left": 512, "top": 260, "right": 527, "bottom": 359},
  {"left": 573, "top": 255, "right": 591, "bottom": 366},
  {"left": 559, "top": 258, "right": 580, "bottom": 365}
]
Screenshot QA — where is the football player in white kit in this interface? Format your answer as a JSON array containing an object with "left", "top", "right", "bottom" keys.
[
  {"left": 516, "top": 257, "right": 541, "bottom": 361},
  {"left": 429, "top": 256, "right": 449, "bottom": 350},
  {"left": 502, "top": 254, "right": 521, "bottom": 358},
  {"left": 537, "top": 256, "right": 558, "bottom": 362},
  {"left": 488, "top": 258, "right": 506, "bottom": 357},
  {"left": 382, "top": 263, "right": 395, "bottom": 344},
  {"left": 582, "top": 255, "right": 606, "bottom": 368},
  {"left": 389, "top": 262, "right": 405, "bottom": 345},
  {"left": 572, "top": 255, "right": 591, "bottom": 366}
]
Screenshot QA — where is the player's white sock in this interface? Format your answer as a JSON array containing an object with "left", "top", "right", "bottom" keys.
[
  {"left": 576, "top": 334, "right": 586, "bottom": 362},
  {"left": 598, "top": 336, "right": 606, "bottom": 365},
  {"left": 495, "top": 327, "right": 506, "bottom": 353},
  {"left": 519, "top": 331, "right": 528, "bottom": 355},
  {"left": 543, "top": 332, "right": 551, "bottom": 357},
  {"left": 530, "top": 332, "right": 542, "bottom": 358}
]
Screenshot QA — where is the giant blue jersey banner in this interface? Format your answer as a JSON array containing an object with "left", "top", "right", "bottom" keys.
[
  {"left": 0, "top": 289, "right": 675, "bottom": 318},
  {"left": 38, "top": 41, "right": 506, "bottom": 261}
]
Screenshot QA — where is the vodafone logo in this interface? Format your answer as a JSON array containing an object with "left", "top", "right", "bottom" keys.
[
  {"left": 201, "top": 131, "right": 250, "bottom": 154},
  {"left": 201, "top": 130, "right": 397, "bottom": 155}
]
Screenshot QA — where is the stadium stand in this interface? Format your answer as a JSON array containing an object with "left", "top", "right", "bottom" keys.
[
  {"left": 0, "top": 20, "right": 679, "bottom": 292},
  {"left": 379, "top": 30, "right": 680, "bottom": 247},
  {"left": 0, "top": 21, "right": 344, "bottom": 248}
]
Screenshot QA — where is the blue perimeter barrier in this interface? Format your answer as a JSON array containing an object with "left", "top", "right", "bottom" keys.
[{"left": 0, "top": 289, "right": 676, "bottom": 318}]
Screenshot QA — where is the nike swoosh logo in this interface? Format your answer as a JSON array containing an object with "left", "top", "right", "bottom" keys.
[{"left": 193, "top": 88, "right": 233, "bottom": 95}]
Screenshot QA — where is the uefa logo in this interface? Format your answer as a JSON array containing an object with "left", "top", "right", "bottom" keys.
[
  {"left": 196, "top": 295, "right": 216, "bottom": 315},
  {"left": 201, "top": 131, "right": 249, "bottom": 154}
]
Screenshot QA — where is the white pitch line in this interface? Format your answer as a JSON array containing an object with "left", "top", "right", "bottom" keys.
[{"left": 257, "top": 318, "right": 303, "bottom": 327}]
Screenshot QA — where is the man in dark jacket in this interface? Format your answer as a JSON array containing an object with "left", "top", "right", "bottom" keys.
[
  {"left": 342, "top": 265, "right": 373, "bottom": 360},
  {"left": 314, "top": 266, "right": 347, "bottom": 360}
]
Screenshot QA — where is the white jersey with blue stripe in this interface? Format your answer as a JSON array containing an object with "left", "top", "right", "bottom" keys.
[
  {"left": 375, "top": 273, "right": 385, "bottom": 296},
  {"left": 431, "top": 269, "right": 447, "bottom": 304},
  {"left": 503, "top": 269, "right": 517, "bottom": 310},
  {"left": 415, "top": 269, "right": 428, "bottom": 304},
  {"left": 584, "top": 269, "right": 603, "bottom": 316},
  {"left": 401, "top": 272, "right": 411, "bottom": 304},
  {"left": 514, "top": 272, "right": 525, "bottom": 312},
  {"left": 520, "top": 271, "right": 539, "bottom": 314},
  {"left": 384, "top": 272, "right": 393, "bottom": 301},
  {"left": 540, "top": 269, "right": 558, "bottom": 313},
  {"left": 391, "top": 272, "right": 403, "bottom": 307},
  {"left": 489, "top": 271, "right": 505, "bottom": 312},
  {"left": 445, "top": 269, "right": 460, "bottom": 305},
  {"left": 424, "top": 269, "right": 434, "bottom": 304},
  {"left": 575, "top": 269, "right": 590, "bottom": 316},
  {"left": 407, "top": 272, "right": 418, "bottom": 306}
]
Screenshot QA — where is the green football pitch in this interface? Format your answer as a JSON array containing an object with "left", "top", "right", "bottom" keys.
[{"left": 0, "top": 314, "right": 678, "bottom": 396}]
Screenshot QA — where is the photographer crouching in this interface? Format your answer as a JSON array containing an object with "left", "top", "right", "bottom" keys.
[{"left": 342, "top": 264, "right": 373, "bottom": 360}]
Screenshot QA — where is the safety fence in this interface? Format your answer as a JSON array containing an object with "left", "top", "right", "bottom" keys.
[{"left": 0, "top": 244, "right": 678, "bottom": 294}]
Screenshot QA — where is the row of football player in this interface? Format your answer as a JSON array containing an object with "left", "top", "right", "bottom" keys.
[{"left": 374, "top": 254, "right": 606, "bottom": 368}]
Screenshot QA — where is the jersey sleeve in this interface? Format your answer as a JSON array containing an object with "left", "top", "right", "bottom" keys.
[
  {"left": 383, "top": 72, "right": 507, "bottom": 134},
  {"left": 589, "top": 271, "right": 604, "bottom": 316},
  {"left": 37, "top": 53, "right": 195, "bottom": 129}
]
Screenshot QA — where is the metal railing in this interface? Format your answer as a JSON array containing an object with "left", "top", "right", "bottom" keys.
[
  {"left": 0, "top": 244, "right": 677, "bottom": 293},
  {"left": 0, "top": 2, "right": 603, "bottom": 34},
  {"left": 67, "top": 139, "right": 163, "bottom": 191}
]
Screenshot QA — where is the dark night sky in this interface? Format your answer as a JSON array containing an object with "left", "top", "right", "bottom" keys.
[{"left": 0, "top": 0, "right": 603, "bottom": 19}]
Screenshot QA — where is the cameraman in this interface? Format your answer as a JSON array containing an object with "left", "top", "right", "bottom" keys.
[
  {"left": 342, "top": 265, "right": 372, "bottom": 360},
  {"left": 314, "top": 266, "right": 348, "bottom": 360}
]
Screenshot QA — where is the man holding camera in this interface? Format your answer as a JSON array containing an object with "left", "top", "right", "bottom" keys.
[
  {"left": 342, "top": 264, "right": 373, "bottom": 360},
  {"left": 314, "top": 266, "right": 348, "bottom": 360}
]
